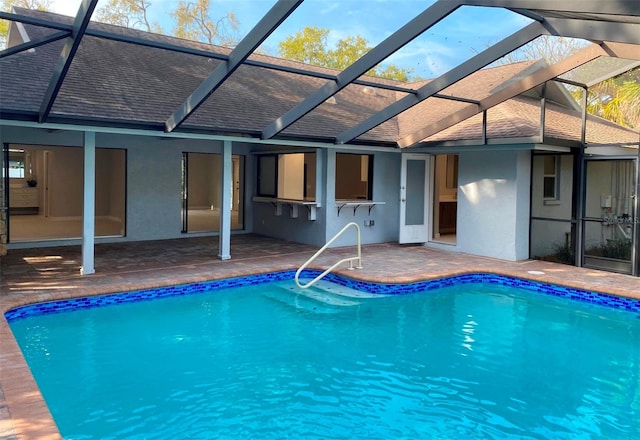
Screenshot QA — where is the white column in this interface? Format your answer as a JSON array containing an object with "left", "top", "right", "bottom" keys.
[
  {"left": 218, "top": 140, "right": 232, "bottom": 260},
  {"left": 81, "top": 131, "right": 96, "bottom": 275},
  {"left": 315, "top": 148, "right": 324, "bottom": 208}
]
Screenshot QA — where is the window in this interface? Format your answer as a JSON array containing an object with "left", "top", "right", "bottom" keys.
[
  {"left": 256, "top": 152, "right": 316, "bottom": 201},
  {"left": 335, "top": 153, "right": 373, "bottom": 200},
  {"left": 8, "top": 150, "right": 26, "bottom": 178},
  {"left": 257, "top": 155, "right": 277, "bottom": 198},
  {"left": 543, "top": 155, "right": 559, "bottom": 200}
]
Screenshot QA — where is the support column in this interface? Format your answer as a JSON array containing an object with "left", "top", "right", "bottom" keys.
[
  {"left": 574, "top": 86, "right": 588, "bottom": 268},
  {"left": 315, "top": 147, "right": 324, "bottom": 208},
  {"left": 633, "top": 134, "right": 640, "bottom": 277},
  {"left": 81, "top": 131, "right": 96, "bottom": 275},
  {"left": 1, "top": 144, "right": 7, "bottom": 256},
  {"left": 218, "top": 140, "right": 232, "bottom": 260}
]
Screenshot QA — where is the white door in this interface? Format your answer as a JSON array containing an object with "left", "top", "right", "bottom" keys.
[{"left": 399, "top": 153, "right": 430, "bottom": 243}]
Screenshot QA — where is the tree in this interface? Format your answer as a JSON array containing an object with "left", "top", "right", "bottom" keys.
[
  {"left": 95, "top": 0, "right": 163, "bottom": 34},
  {"left": 497, "top": 36, "right": 640, "bottom": 129},
  {"left": 497, "top": 35, "right": 588, "bottom": 66},
  {"left": 172, "top": 0, "right": 239, "bottom": 46},
  {"left": 278, "top": 26, "right": 415, "bottom": 82},
  {"left": 584, "top": 69, "right": 640, "bottom": 129},
  {"left": 1, "top": 0, "right": 52, "bottom": 48},
  {"left": 279, "top": 26, "right": 331, "bottom": 67}
]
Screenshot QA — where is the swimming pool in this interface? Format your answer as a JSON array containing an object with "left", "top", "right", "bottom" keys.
[{"left": 7, "top": 271, "right": 640, "bottom": 439}]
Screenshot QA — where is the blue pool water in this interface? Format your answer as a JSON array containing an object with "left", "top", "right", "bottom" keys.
[{"left": 8, "top": 274, "right": 640, "bottom": 439}]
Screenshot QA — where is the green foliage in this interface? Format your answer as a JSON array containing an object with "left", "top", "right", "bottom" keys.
[
  {"left": 584, "top": 70, "right": 640, "bottom": 129},
  {"left": 588, "top": 238, "right": 632, "bottom": 261},
  {"left": 279, "top": 26, "right": 331, "bottom": 66},
  {"left": 278, "top": 26, "right": 416, "bottom": 82},
  {"left": 498, "top": 35, "right": 639, "bottom": 130},
  {"left": 548, "top": 240, "right": 575, "bottom": 265},
  {"left": 172, "top": 0, "right": 239, "bottom": 46}
]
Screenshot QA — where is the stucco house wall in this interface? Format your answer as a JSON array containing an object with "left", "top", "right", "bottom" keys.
[
  {"left": 457, "top": 149, "right": 531, "bottom": 261},
  {"left": 1, "top": 127, "right": 257, "bottom": 246},
  {"left": 325, "top": 149, "right": 400, "bottom": 247},
  {"left": 251, "top": 148, "right": 400, "bottom": 248}
]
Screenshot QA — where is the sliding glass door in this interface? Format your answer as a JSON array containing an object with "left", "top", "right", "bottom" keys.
[
  {"left": 181, "top": 152, "right": 244, "bottom": 233},
  {"left": 7, "top": 145, "right": 126, "bottom": 242}
]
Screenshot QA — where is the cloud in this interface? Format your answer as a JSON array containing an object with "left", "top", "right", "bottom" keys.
[
  {"left": 320, "top": 3, "right": 340, "bottom": 15},
  {"left": 382, "top": 38, "right": 471, "bottom": 77}
]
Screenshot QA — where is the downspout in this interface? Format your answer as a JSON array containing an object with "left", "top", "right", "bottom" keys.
[{"left": 482, "top": 110, "right": 487, "bottom": 145}]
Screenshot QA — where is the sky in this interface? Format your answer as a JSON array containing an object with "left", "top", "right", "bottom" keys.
[{"left": 47, "top": 0, "right": 532, "bottom": 79}]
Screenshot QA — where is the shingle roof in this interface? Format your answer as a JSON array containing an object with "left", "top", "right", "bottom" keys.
[
  {"left": 421, "top": 95, "right": 639, "bottom": 145},
  {"left": 1, "top": 7, "right": 637, "bottom": 148}
]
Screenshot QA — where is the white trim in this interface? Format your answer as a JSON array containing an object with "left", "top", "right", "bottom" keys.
[{"left": 533, "top": 144, "right": 572, "bottom": 152}]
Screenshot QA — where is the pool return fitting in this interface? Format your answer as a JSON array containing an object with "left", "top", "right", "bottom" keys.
[{"left": 294, "top": 222, "right": 363, "bottom": 289}]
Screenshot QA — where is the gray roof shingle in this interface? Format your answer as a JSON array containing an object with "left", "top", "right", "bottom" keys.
[{"left": 1, "top": 8, "right": 636, "bottom": 148}]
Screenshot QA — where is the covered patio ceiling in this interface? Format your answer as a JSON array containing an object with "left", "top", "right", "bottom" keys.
[{"left": 1, "top": 0, "right": 639, "bottom": 149}]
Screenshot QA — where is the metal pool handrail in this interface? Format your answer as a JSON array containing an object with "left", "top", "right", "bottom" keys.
[{"left": 295, "top": 221, "right": 363, "bottom": 289}]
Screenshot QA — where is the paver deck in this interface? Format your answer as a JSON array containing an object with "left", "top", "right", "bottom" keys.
[{"left": 2, "top": 234, "right": 639, "bottom": 439}]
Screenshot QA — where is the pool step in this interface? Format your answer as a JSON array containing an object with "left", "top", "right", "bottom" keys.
[
  {"left": 292, "top": 279, "right": 383, "bottom": 299},
  {"left": 264, "top": 280, "right": 378, "bottom": 313}
]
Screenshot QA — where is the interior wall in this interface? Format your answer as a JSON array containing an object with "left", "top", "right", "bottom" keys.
[
  {"left": 278, "top": 153, "right": 304, "bottom": 200},
  {"left": 10, "top": 145, "right": 126, "bottom": 220},
  {"left": 48, "top": 147, "right": 83, "bottom": 217},
  {"left": 335, "top": 153, "right": 368, "bottom": 200},
  {"left": 457, "top": 149, "right": 531, "bottom": 261},
  {"left": 188, "top": 153, "right": 221, "bottom": 208},
  {"left": 109, "top": 150, "right": 126, "bottom": 222},
  {"left": 432, "top": 154, "right": 458, "bottom": 238},
  {"left": 304, "top": 153, "right": 316, "bottom": 199},
  {"left": 99, "top": 149, "right": 125, "bottom": 220}
]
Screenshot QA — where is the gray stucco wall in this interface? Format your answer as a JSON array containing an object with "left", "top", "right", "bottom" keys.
[
  {"left": 326, "top": 149, "right": 400, "bottom": 247},
  {"left": 457, "top": 150, "right": 531, "bottom": 261},
  {"left": 252, "top": 148, "right": 400, "bottom": 248},
  {"left": 1, "top": 126, "right": 255, "bottom": 247}
]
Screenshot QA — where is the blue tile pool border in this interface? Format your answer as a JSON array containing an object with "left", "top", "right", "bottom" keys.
[{"left": 5, "top": 270, "right": 640, "bottom": 322}]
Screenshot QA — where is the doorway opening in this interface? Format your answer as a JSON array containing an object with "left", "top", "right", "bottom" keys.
[
  {"left": 5, "top": 145, "right": 126, "bottom": 242},
  {"left": 432, "top": 154, "right": 458, "bottom": 245},
  {"left": 181, "top": 152, "right": 244, "bottom": 233}
]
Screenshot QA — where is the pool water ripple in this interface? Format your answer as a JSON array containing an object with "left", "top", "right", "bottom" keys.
[{"left": 8, "top": 279, "right": 640, "bottom": 439}]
